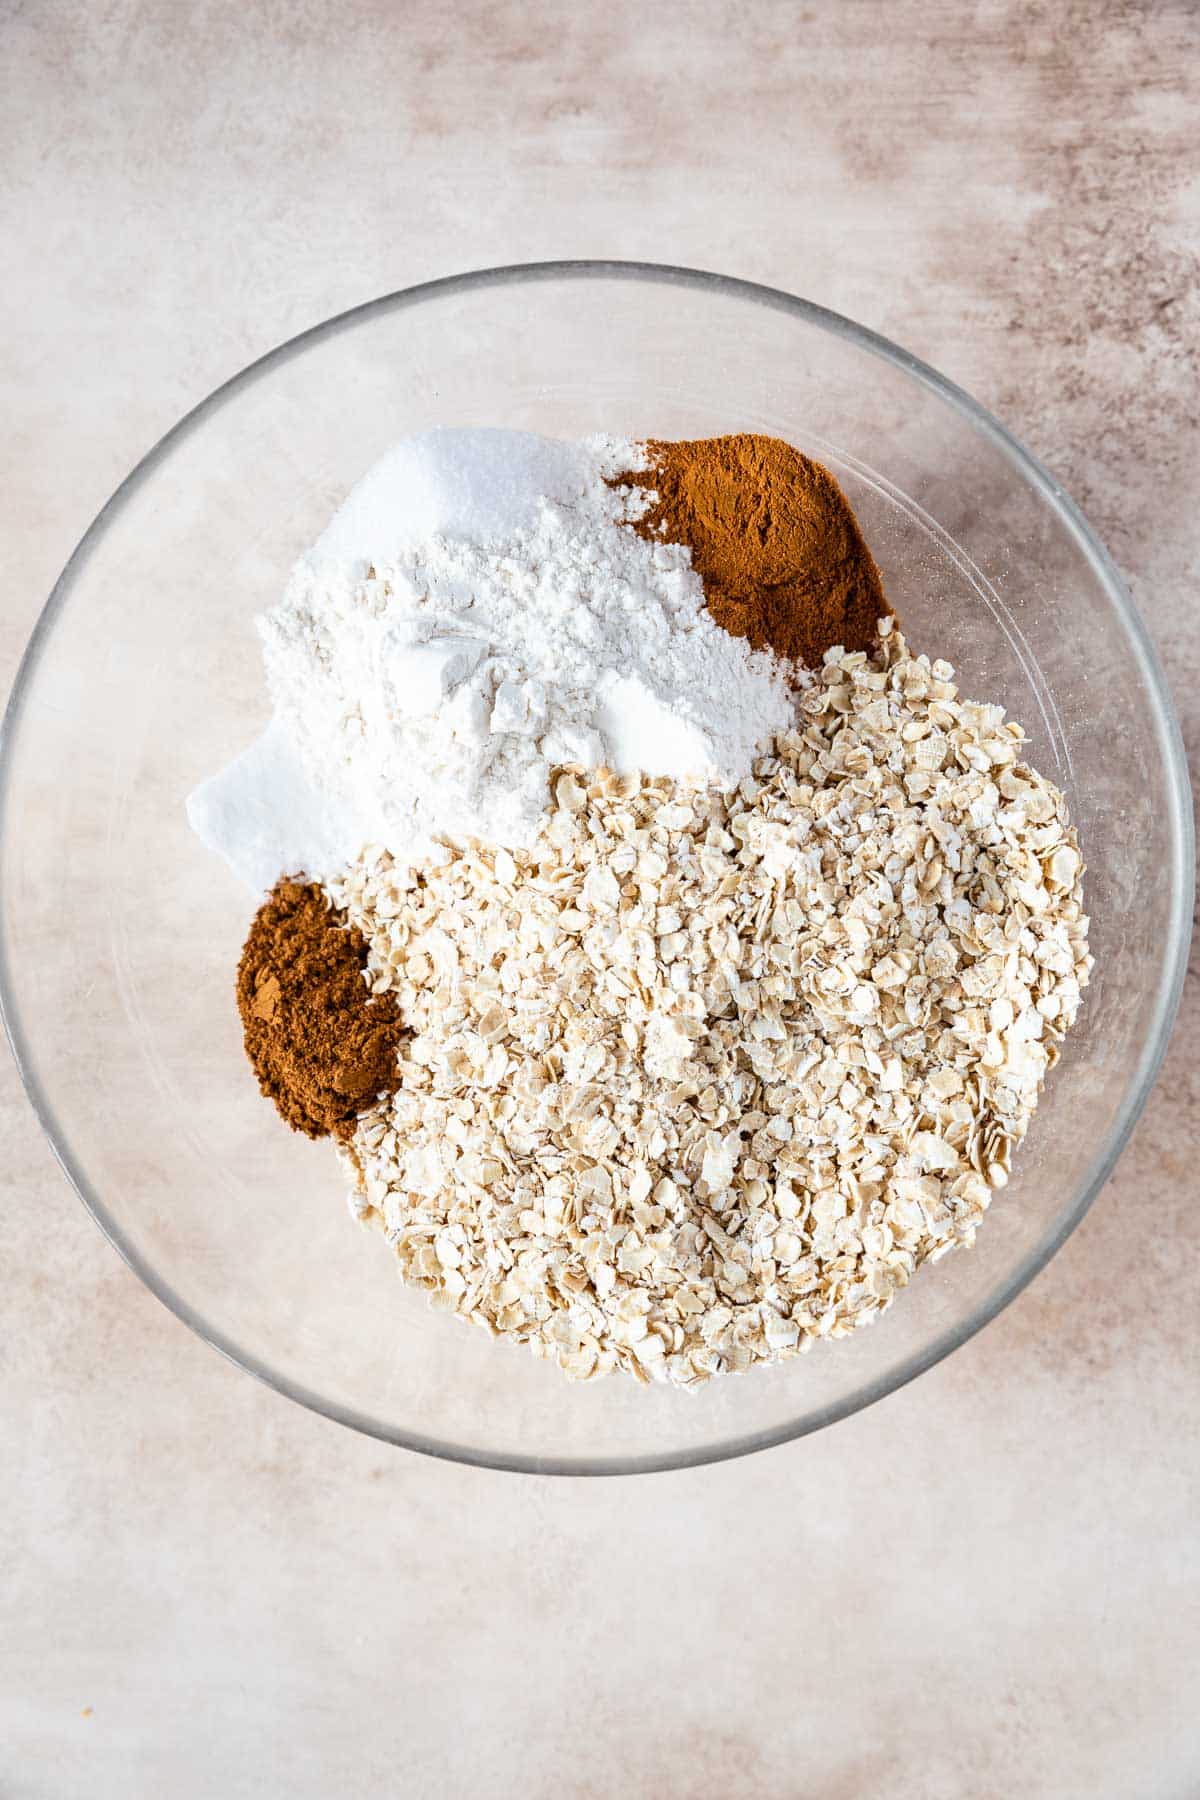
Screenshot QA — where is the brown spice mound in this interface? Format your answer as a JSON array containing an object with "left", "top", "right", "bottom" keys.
[
  {"left": 237, "top": 879, "right": 403, "bottom": 1139},
  {"left": 619, "top": 433, "right": 891, "bottom": 671}
]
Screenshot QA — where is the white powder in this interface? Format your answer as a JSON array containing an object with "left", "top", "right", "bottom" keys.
[
  {"left": 303, "top": 427, "right": 600, "bottom": 570},
  {"left": 188, "top": 429, "right": 797, "bottom": 891}
]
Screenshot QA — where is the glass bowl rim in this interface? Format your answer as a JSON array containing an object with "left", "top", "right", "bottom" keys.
[{"left": 1, "top": 259, "right": 1193, "bottom": 1475}]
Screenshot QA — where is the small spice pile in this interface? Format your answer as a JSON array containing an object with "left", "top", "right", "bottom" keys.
[
  {"left": 618, "top": 434, "right": 890, "bottom": 670},
  {"left": 237, "top": 879, "right": 402, "bottom": 1139}
]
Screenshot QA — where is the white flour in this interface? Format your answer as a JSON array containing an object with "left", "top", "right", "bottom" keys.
[{"left": 188, "top": 429, "right": 797, "bottom": 891}]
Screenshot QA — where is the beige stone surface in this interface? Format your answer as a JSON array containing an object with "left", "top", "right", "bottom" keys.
[{"left": 1, "top": 2, "right": 1196, "bottom": 1795}]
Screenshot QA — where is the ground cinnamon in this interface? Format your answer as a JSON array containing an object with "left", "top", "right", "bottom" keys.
[
  {"left": 237, "top": 879, "right": 403, "bottom": 1139},
  {"left": 619, "top": 434, "right": 890, "bottom": 671}
]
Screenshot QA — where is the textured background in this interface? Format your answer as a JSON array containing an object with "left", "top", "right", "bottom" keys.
[{"left": 2, "top": 2, "right": 1197, "bottom": 1795}]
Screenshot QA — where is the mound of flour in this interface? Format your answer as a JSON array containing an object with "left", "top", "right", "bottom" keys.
[{"left": 188, "top": 429, "right": 797, "bottom": 892}]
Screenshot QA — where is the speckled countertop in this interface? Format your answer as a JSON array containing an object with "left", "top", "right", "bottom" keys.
[{"left": 2, "top": 4, "right": 1197, "bottom": 1795}]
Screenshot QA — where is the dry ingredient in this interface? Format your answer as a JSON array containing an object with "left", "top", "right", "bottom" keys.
[
  {"left": 189, "top": 425, "right": 1092, "bottom": 1391},
  {"left": 333, "top": 624, "right": 1091, "bottom": 1386},
  {"left": 258, "top": 439, "right": 793, "bottom": 853},
  {"left": 619, "top": 434, "right": 890, "bottom": 671},
  {"left": 189, "top": 431, "right": 795, "bottom": 893},
  {"left": 237, "top": 879, "right": 403, "bottom": 1138}
]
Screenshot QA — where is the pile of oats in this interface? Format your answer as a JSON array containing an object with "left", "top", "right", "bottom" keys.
[{"left": 332, "top": 624, "right": 1091, "bottom": 1388}]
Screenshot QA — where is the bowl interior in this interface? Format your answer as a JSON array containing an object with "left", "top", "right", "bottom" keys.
[{"left": 1, "top": 266, "right": 1190, "bottom": 1472}]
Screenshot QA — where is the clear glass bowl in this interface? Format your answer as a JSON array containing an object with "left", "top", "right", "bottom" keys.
[{"left": 1, "top": 263, "right": 1191, "bottom": 1474}]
